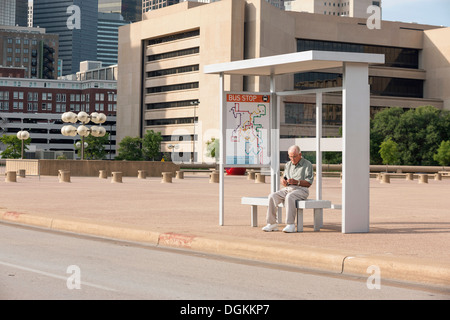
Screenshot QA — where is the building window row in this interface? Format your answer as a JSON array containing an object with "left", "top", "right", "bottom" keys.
[
  {"left": 297, "top": 39, "right": 419, "bottom": 69},
  {"left": 294, "top": 72, "right": 424, "bottom": 98},
  {"left": 147, "top": 47, "right": 199, "bottom": 62},
  {"left": 147, "top": 29, "right": 200, "bottom": 46},
  {"left": 147, "top": 64, "right": 199, "bottom": 78},
  {"left": 146, "top": 82, "right": 199, "bottom": 94},
  {"left": 146, "top": 99, "right": 200, "bottom": 110},
  {"left": 285, "top": 103, "right": 342, "bottom": 126},
  {"left": 146, "top": 117, "right": 197, "bottom": 126}
]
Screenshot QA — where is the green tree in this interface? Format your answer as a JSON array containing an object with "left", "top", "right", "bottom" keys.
[
  {"left": 370, "top": 106, "right": 450, "bottom": 166},
  {"left": 370, "top": 107, "right": 403, "bottom": 164},
  {"left": 0, "top": 135, "right": 30, "bottom": 159},
  {"left": 142, "top": 130, "right": 162, "bottom": 161},
  {"left": 433, "top": 140, "right": 450, "bottom": 166},
  {"left": 206, "top": 138, "right": 219, "bottom": 160},
  {"left": 379, "top": 138, "right": 399, "bottom": 165},
  {"left": 76, "top": 133, "right": 110, "bottom": 160},
  {"left": 115, "top": 136, "right": 143, "bottom": 161}
]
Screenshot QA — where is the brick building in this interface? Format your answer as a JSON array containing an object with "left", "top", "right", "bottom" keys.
[{"left": 0, "top": 75, "right": 117, "bottom": 159}]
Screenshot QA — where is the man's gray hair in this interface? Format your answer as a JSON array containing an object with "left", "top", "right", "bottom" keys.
[{"left": 288, "top": 145, "right": 301, "bottom": 154}]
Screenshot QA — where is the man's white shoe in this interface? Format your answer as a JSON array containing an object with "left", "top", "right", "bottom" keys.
[
  {"left": 262, "top": 224, "right": 278, "bottom": 232},
  {"left": 282, "top": 224, "right": 296, "bottom": 233}
]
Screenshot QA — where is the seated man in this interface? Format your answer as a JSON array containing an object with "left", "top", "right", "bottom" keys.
[{"left": 262, "top": 145, "right": 314, "bottom": 233}]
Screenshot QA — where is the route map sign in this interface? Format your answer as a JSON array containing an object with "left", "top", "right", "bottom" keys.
[{"left": 225, "top": 92, "right": 271, "bottom": 166}]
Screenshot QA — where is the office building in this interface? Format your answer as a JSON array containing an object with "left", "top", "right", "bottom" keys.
[
  {"left": 0, "top": 26, "right": 58, "bottom": 79},
  {"left": 285, "top": 0, "right": 381, "bottom": 18},
  {"left": 98, "top": 12, "right": 130, "bottom": 67},
  {"left": 0, "top": 0, "right": 29, "bottom": 27},
  {"left": 99, "top": 0, "right": 142, "bottom": 22},
  {"left": 33, "top": 0, "right": 98, "bottom": 76},
  {"left": 117, "top": 0, "right": 449, "bottom": 162}
]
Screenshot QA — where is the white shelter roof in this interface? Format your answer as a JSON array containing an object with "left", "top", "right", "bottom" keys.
[{"left": 204, "top": 50, "right": 385, "bottom": 76}]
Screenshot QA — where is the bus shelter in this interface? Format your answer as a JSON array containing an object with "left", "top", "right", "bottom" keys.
[{"left": 204, "top": 50, "right": 384, "bottom": 233}]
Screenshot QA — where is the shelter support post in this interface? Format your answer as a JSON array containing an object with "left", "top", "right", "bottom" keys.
[
  {"left": 342, "top": 63, "right": 370, "bottom": 233},
  {"left": 219, "top": 72, "right": 225, "bottom": 226}
]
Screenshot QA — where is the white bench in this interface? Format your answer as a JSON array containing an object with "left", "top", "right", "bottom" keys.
[{"left": 241, "top": 196, "right": 334, "bottom": 232}]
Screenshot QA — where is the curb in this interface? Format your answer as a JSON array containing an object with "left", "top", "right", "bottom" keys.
[{"left": 1, "top": 211, "right": 449, "bottom": 289}]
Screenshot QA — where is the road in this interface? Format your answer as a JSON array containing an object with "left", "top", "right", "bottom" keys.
[{"left": 0, "top": 222, "right": 448, "bottom": 303}]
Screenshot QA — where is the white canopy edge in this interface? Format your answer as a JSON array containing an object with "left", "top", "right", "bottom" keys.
[{"left": 204, "top": 50, "right": 385, "bottom": 76}]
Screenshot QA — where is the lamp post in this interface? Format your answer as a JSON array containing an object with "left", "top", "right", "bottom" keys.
[
  {"left": 190, "top": 100, "right": 199, "bottom": 163},
  {"left": 16, "top": 130, "right": 30, "bottom": 159},
  {"left": 60, "top": 111, "right": 107, "bottom": 160}
]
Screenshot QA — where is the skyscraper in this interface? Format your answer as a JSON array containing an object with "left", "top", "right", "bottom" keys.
[
  {"left": 0, "top": 0, "right": 29, "bottom": 27},
  {"left": 33, "top": 0, "right": 98, "bottom": 76},
  {"left": 97, "top": 12, "right": 130, "bottom": 66},
  {"left": 98, "top": 0, "right": 142, "bottom": 22},
  {"left": 285, "top": 0, "right": 382, "bottom": 19}
]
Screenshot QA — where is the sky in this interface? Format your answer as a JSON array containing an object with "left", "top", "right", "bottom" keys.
[
  {"left": 26, "top": 0, "right": 450, "bottom": 27},
  {"left": 382, "top": 0, "right": 450, "bottom": 27}
]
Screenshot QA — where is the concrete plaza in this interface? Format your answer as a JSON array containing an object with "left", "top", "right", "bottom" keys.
[{"left": 1, "top": 172, "right": 449, "bottom": 288}]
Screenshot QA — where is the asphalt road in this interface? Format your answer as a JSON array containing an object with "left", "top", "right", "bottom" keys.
[{"left": 0, "top": 222, "right": 448, "bottom": 302}]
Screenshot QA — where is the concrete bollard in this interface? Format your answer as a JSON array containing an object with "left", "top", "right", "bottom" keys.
[
  {"left": 380, "top": 173, "right": 390, "bottom": 184},
  {"left": 138, "top": 170, "right": 147, "bottom": 179},
  {"left": 162, "top": 172, "right": 172, "bottom": 183},
  {"left": 176, "top": 171, "right": 184, "bottom": 179},
  {"left": 247, "top": 170, "right": 256, "bottom": 180},
  {"left": 209, "top": 170, "right": 219, "bottom": 183},
  {"left": 111, "top": 171, "right": 122, "bottom": 183},
  {"left": 406, "top": 172, "right": 414, "bottom": 181},
  {"left": 434, "top": 173, "right": 442, "bottom": 181},
  {"left": 5, "top": 171, "right": 17, "bottom": 183},
  {"left": 255, "top": 173, "right": 265, "bottom": 184},
  {"left": 17, "top": 169, "right": 26, "bottom": 178},
  {"left": 418, "top": 174, "right": 428, "bottom": 184},
  {"left": 99, "top": 170, "right": 107, "bottom": 179},
  {"left": 58, "top": 170, "right": 70, "bottom": 183}
]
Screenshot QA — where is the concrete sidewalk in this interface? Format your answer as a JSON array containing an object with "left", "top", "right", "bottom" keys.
[{"left": 1, "top": 173, "right": 449, "bottom": 289}]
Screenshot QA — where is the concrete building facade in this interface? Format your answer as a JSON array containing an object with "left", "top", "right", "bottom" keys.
[
  {"left": 117, "top": 0, "right": 449, "bottom": 162},
  {"left": 284, "top": 0, "right": 381, "bottom": 18}
]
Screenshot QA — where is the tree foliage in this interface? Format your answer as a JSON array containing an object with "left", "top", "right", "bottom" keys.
[
  {"left": 115, "top": 130, "right": 163, "bottom": 161},
  {"left": 115, "top": 136, "right": 143, "bottom": 161},
  {"left": 142, "top": 130, "right": 162, "bottom": 161},
  {"left": 76, "top": 133, "right": 110, "bottom": 160},
  {"left": 370, "top": 106, "right": 450, "bottom": 166},
  {"left": 0, "top": 135, "right": 30, "bottom": 159},
  {"left": 379, "top": 138, "right": 399, "bottom": 165},
  {"left": 433, "top": 140, "right": 450, "bottom": 166}
]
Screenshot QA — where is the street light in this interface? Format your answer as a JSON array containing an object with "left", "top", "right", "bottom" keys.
[
  {"left": 60, "top": 111, "right": 107, "bottom": 160},
  {"left": 190, "top": 100, "right": 199, "bottom": 163},
  {"left": 16, "top": 130, "right": 30, "bottom": 159}
]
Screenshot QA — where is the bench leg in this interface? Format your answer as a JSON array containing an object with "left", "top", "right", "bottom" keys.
[
  {"left": 313, "top": 208, "right": 322, "bottom": 232},
  {"left": 251, "top": 205, "right": 258, "bottom": 227},
  {"left": 277, "top": 207, "right": 282, "bottom": 225},
  {"left": 296, "top": 209, "right": 303, "bottom": 232}
]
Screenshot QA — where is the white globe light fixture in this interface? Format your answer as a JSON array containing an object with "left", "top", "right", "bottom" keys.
[
  {"left": 60, "top": 111, "right": 107, "bottom": 160},
  {"left": 17, "top": 130, "right": 30, "bottom": 159}
]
